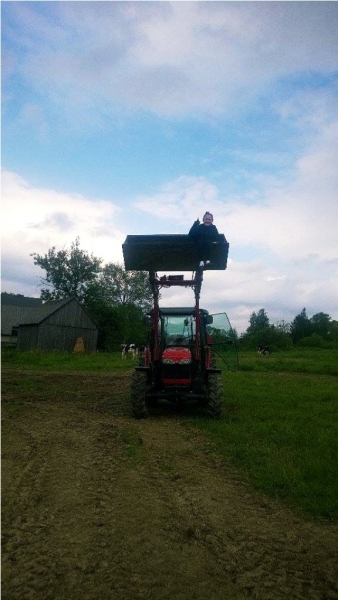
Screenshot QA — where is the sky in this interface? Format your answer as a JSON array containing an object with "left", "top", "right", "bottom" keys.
[{"left": 2, "top": 1, "right": 338, "bottom": 334}]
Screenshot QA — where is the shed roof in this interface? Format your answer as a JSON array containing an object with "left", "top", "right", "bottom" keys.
[
  {"left": 1, "top": 297, "right": 97, "bottom": 335},
  {"left": 1, "top": 306, "right": 42, "bottom": 335},
  {"left": 19, "top": 298, "right": 72, "bottom": 325},
  {"left": 1, "top": 293, "right": 42, "bottom": 307}
]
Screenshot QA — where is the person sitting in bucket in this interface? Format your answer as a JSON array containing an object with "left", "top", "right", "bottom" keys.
[{"left": 189, "top": 212, "right": 219, "bottom": 269}]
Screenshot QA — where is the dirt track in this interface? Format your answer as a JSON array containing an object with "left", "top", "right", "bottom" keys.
[{"left": 2, "top": 370, "right": 338, "bottom": 600}]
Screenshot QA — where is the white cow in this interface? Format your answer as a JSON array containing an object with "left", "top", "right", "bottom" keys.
[{"left": 121, "top": 344, "right": 138, "bottom": 360}]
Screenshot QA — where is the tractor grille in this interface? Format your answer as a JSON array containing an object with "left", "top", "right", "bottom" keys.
[{"left": 162, "top": 364, "right": 191, "bottom": 382}]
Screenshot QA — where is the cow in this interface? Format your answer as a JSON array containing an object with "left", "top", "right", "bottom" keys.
[
  {"left": 257, "top": 345, "right": 270, "bottom": 356},
  {"left": 121, "top": 343, "right": 138, "bottom": 360}
]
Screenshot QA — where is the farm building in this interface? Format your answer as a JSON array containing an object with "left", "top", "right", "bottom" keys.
[
  {"left": 1, "top": 293, "right": 43, "bottom": 345},
  {"left": 1, "top": 294, "right": 98, "bottom": 352}
]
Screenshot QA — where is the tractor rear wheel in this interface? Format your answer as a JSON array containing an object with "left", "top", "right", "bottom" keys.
[
  {"left": 131, "top": 370, "right": 149, "bottom": 419},
  {"left": 207, "top": 372, "right": 223, "bottom": 418}
]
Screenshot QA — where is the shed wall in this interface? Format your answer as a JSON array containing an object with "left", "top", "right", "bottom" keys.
[
  {"left": 16, "top": 298, "right": 98, "bottom": 352},
  {"left": 17, "top": 325, "right": 39, "bottom": 351},
  {"left": 37, "top": 323, "right": 98, "bottom": 352}
]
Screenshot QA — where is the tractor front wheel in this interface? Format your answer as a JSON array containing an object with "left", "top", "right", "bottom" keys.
[
  {"left": 131, "top": 370, "right": 149, "bottom": 419},
  {"left": 207, "top": 372, "right": 223, "bottom": 418}
]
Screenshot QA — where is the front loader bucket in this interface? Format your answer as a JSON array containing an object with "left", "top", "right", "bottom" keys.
[{"left": 122, "top": 234, "right": 229, "bottom": 272}]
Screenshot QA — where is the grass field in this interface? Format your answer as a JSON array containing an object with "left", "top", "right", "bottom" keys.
[{"left": 2, "top": 346, "right": 338, "bottom": 519}]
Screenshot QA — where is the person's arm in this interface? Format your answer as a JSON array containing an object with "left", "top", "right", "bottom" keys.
[{"left": 189, "top": 219, "right": 200, "bottom": 238}]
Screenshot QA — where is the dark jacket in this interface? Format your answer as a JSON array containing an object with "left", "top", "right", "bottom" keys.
[{"left": 189, "top": 220, "right": 219, "bottom": 241}]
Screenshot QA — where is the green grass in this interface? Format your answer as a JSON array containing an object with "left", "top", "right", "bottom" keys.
[
  {"left": 235, "top": 347, "right": 338, "bottom": 376},
  {"left": 2, "top": 346, "right": 338, "bottom": 519},
  {"left": 193, "top": 353, "right": 338, "bottom": 519},
  {"left": 1, "top": 347, "right": 132, "bottom": 372}
]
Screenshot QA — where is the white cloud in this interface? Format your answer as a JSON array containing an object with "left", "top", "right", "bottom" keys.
[
  {"left": 3, "top": 2, "right": 338, "bottom": 121},
  {"left": 134, "top": 176, "right": 219, "bottom": 225},
  {"left": 1, "top": 170, "right": 126, "bottom": 296},
  {"left": 2, "top": 162, "right": 337, "bottom": 333}
]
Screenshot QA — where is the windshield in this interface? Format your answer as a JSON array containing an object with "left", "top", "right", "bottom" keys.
[
  {"left": 162, "top": 315, "right": 195, "bottom": 347},
  {"left": 207, "top": 312, "right": 239, "bottom": 371}
]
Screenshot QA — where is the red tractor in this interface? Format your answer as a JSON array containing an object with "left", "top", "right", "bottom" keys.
[{"left": 122, "top": 233, "right": 237, "bottom": 418}]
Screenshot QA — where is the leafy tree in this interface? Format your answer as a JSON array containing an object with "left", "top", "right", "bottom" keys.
[
  {"left": 114, "top": 303, "right": 149, "bottom": 345},
  {"left": 275, "top": 320, "right": 291, "bottom": 334},
  {"left": 329, "top": 320, "right": 338, "bottom": 344},
  {"left": 246, "top": 308, "right": 270, "bottom": 334},
  {"left": 290, "top": 308, "right": 313, "bottom": 344},
  {"left": 84, "top": 291, "right": 121, "bottom": 350},
  {"left": 310, "top": 312, "right": 331, "bottom": 339},
  {"left": 239, "top": 309, "right": 293, "bottom": 350},
  {"left": 240, "top": 324, "right": 292, "bottom": 350},
  {"left": 31, "top": 237, "right": 102, "bottom": 301},
  {"left": 298, "top": 333, "right": 326, "bottom": 348},
  {"left": 231, "top": 327, "right": 238, "bottom": 341},
  {"left": 85, "top": 285, "right": 148, "bottom": 350},
  {"left": 1, "top": 292, "right": 25, "bottom": 297},
  {"left": 97, "top": 263, "right": 153, "bottom": 314},
  {"left": 296, "top": 313, "right": 336, "bottom": 348}
]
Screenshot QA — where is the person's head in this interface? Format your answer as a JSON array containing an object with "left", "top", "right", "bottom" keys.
[{"left": 203, "top": 212, "right": 214, "bottom": 226}]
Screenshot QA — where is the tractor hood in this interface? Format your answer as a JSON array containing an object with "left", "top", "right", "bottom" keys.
[{"left": 162, "top": 347, "right": 192, "bottom": 364}]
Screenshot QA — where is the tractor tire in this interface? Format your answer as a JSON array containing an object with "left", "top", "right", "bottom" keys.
[
  {"left": 207, "top": 372, "right": 223, "bottom": 418},
  {"left": 131, "top": 370, "right": 149, "bottom": 419}
]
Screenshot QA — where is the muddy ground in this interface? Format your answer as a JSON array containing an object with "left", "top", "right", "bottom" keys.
[{"left": 2, "top": 369, "right": 338, "bottom": 600}]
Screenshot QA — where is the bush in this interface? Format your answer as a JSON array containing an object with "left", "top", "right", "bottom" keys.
[
  {"left": 298, "top": 334, "right": 326, "bottom": 348},
  {"left": 239, "top": 326, "right": 293, "bottom": 351}
]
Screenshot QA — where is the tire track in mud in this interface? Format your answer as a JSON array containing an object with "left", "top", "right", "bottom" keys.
[
  {"left": 2, "top": 374, "right": 338, "bottom": 600},
  {"left": 2, "top": 404, "right": 101, "bottom": 599},
  {"left": 84, "top": 419, "right": 238, "bottom": 600}
]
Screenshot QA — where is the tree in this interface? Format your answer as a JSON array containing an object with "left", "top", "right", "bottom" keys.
[
  {"left": 85, "top": 285, "right": 149, "bottom": 349},
  {"left": 239, "top": 309, "right": 293, "bottom": 350},
  {"left": 275, "top": 320, "right": 291, "bottom": 334},
  {"left": 83, "top": 290, "right": 121, "bottom": 350},
  {"left": 328, "top": 320, "right": 338, "bottom": 345},
  {"left": 114, "top": 303, "right": 149, "bottom": 345},
  {"left": 310, "top": 312, "right": 331, "bottom": 339},
  {"left": 97, "top": 263, "right": 153, "bottom": 314},
  {"left": 246, "top": 308, "right": 270, "bottom": 334},
  {"left": 97, "top": 263, "right": 152, "bottom": 346},
  {"left": 31, "top": 237, "right": 102, "bottom": 301},
  {"left": 290, "top": 308, "right": 312, "bottom": 344}
]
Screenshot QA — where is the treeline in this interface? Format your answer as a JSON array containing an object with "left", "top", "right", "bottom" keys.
[
  {"left": 237, "top": 308, "right": 338, "bottom": 351},
  {"left": 29, "top": 238, "right": 337, "bottom": 352}
]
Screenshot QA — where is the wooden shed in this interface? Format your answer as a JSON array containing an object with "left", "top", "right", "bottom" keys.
[{"left": 15, "top": 297, "right": 98, "bottom": 352}]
